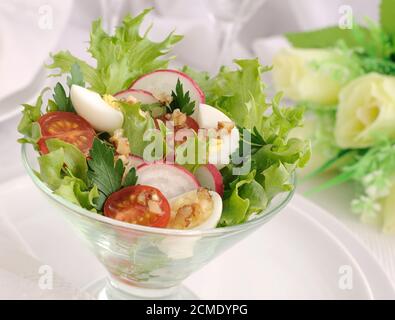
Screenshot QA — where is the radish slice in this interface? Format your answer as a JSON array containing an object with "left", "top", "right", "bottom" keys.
[
  {"left": 136, "top": 163, "right": 200, "bottom": 199},
  {"left": 114, "top": 89, "right": 159, "bottom": 104},
  {"left": 130, "top": 69, "right": 205, "bottom": 106},
  {"left": 194, "top": 164, "right": 224, "bottom": 197}
]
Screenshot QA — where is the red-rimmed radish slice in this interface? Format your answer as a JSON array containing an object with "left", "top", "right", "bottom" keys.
[
  {"left": 194, "top": 164, "right": 224, "bottom": 197},
  {"left": 130, "top": 69, "right": 205, "bottom": 105},
  {"left": 114, "top": 89, "right": 159, "bottom": 104},
  {"left": 137, "top": 163, "right": 200, "bottom": 199}
]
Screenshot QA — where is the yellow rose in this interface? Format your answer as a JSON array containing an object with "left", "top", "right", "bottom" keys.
[
  {"left": 335, "top": 73, "right": 395, "bottom": 148},
  {"left": 272, "top": 48, "right": 344, "bottom": 105}
]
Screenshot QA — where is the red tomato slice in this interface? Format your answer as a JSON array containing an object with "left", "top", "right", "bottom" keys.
[
  {"left": 104, "top": 185, "right": 170, "bottom": 228},
  {"left": 37, "top": 111, "right": 96, "bottom": 155}
]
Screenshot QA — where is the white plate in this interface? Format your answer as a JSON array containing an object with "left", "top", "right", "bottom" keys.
[{"left": 1, "top": 176, "right": 394, "bottom": 299}]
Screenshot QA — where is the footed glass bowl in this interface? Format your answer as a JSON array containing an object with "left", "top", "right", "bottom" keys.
[{"left": 22, "top": 143, "right": 294, "bottom": 299}]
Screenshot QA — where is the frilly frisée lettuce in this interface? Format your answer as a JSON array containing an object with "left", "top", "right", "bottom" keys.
[
  {"left": 18, "top": 9, "right": 310, "bottom": 229},
  {"left": 47, "top": 9, "right": 182, "bottom": 95}
]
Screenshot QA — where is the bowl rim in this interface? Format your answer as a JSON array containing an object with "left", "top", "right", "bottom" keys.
[{"left": 21, "top": 143, "right": 295, "bottom": 237}]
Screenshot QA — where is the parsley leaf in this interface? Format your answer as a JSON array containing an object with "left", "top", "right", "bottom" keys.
[
  {"left": 53, "top": 83, "right": 70, "bottom": 112},
  {"left": 87, "top": 138, "right": 136, "bottom": 210},
  {"left": 88, "top": 139, "right": 123, "bottom": 196},
  {"left": 168, "top": 79, "right": 195, "bottom": 115},
  {"left": 52, "top": 63, "right": 85, "bottom": 113},
  {"left": 123, "top": 167, "right": 138, "bottom": 187}
]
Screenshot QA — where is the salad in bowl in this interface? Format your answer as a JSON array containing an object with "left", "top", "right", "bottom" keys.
[{"left": 18, "top": 9, "right": 309, "bottom": 298}]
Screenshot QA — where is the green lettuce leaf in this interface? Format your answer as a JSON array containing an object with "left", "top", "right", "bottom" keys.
[
  {"left": 220, "top": 175, "right": 252, "bottom": 226},
  {"left": 238, "top": 178, "right": 268, "bottom": 217},
  {"left": 120, "top": 102, "right": 157, "bottom": 158},
  {"left": 47, "top": 51, "right": 104, "bottom": 93},
  {"left": 54, "top": 176, "right": 98, "bottom": 211},
  {"left": 37, "top": 143, "right": 98, "bottom": 210},
  {"left": 181, "top": 66, "right": 213, "bottom": 97},
  {"left": 253, "top": 138, "right": 311, "bottom": 173},
  {"left": 207, "top": 59, "right": 270, "bottom": 129},
  {"left": 38, "top": 148, "right": 65, "bottom": 190},
  {"left": 45, "top": 138, "right": 88, "bottom": 182},
  {"left": 261, "top": 163, "right": 294, "bottom": 200},
  {"left": 47, "top": 9, "right": 182, "bottom": 94},
  {"left": 219, "top": 171, "right": 267, "bottom": 226},
  {"left": 17, "top": 90, "right": 47, "bottom": 144}
]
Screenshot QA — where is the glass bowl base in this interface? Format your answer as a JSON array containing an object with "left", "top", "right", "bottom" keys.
[{"left": 84, "top": 278, "right": 199, "bottom": 300}]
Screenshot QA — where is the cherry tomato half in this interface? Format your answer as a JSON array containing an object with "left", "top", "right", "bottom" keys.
[
  {"left": 37, "top": 111, "right": 96, "bottom": 155},
  {"left": 104, "top": 185, "right": 170, "bottom": 228}
]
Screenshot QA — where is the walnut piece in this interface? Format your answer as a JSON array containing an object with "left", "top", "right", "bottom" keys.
[
  {"left": 110, "top": 129, "right": 130, "bottom": 156},
  {"left": 167, "top": 188, "right": 214, "bottom": 229},
  {"left": 217, "top": 121, "right": 235, "bottom": 135},
  {"left": 172, "top": 109, "right": 187, "bottom": 127}
]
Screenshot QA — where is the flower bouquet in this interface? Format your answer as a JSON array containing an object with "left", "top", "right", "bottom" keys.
[{"left": 272, "top": 0, "right": 395, "bottom": 233}]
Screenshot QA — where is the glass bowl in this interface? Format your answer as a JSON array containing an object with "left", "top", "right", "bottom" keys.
[{"left": 21, "top": 143, "right": 294, "bottom": 299}]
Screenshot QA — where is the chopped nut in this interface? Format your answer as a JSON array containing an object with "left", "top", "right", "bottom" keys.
[
  {"left": 150, "top": 192, "right": 160, "bottom": 201},
  {"left": 172, "top": 109, "right": 187, "bottom": 127},
  {"left": 148, "top": 200, "right": 163, "bottom": 214},
  {"left": 156, "top": 93, "right": 173, "bottom": 105},
  {"left": 110, "top": 129, "right": 130, "bottom": 156},
  {"left": 217, "top": 121, "right": 234, "bottom": 135},
  {"left": 137, "top": 192, "right": 147, "bottom": 205},
  {"left": 176, "top": 205, "right": 196, "bottom": 228},
  {"left": 178, "top": 205, "right": 194, "bottom": 216},
  {"left": 167, "top": 188, "right": 214, "bottom": 229}
]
